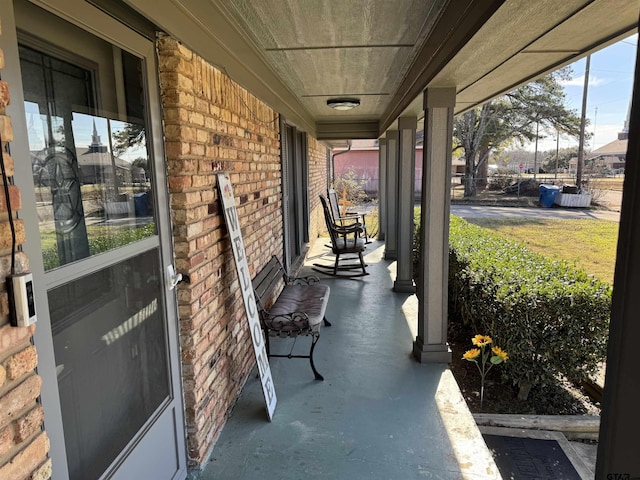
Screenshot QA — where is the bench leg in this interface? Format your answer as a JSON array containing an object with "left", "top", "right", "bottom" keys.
[
  {"left": 264, "top": 328, "right": 271, "bottom": 356},
  {"left": 310, "top": 334, "right": 324, "bottom": 381},
  {"left": 323, "top": 316, "right": 332, "bottom": 327}
]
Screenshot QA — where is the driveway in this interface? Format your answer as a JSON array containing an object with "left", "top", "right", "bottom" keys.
[{"left": 451, "top": 205, "right": 620, "bottom": 222}]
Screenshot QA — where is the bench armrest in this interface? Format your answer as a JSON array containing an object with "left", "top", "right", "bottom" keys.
[
  {"left": 286, "top": 274, "right": 321, "bottom": 286},
  {"left": 260, "top": 311, "right": 311, "bottom": 335}
]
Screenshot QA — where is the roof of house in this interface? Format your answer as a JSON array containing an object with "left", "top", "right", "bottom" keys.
[{"left": 590, "top": 138, "right": 628, "bottom": 157}]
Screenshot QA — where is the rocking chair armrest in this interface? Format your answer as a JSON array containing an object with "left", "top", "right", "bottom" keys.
[
  {"left": 333, "top": 223, "right": 363, "bottom": 235},
  {"left": 336, "top": 213, "right": 361, "bottom": 222},
  {"left": 260, "top": 310, "right": 311, "bottom": 334}
]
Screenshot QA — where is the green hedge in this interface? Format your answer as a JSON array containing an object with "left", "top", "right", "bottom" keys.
[{"left": 447, "top": 216, "right": 611, "bottom": 397}]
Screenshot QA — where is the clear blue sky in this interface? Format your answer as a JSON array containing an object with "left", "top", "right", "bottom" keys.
[{"left": 529, "top": 33, "right": 638, "bottom": 152}]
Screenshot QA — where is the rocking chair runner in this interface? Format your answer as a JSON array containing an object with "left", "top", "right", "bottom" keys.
[
  {"left": 314, "top": 195, "right": 368, "bottom": 277},
  {"left": 327, "top": 189, "right": 370, "bottom": 244}
]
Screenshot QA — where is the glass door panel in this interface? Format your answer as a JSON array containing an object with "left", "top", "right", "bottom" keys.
[
  {"left": 49, "top": 250, "right": 169, "bottom": 479},
  {"left": 20, "top": 43, "right": 155, "bottom": 272},
  {"left": 15, "top": 4, "right": 182, "bottom": 478}
]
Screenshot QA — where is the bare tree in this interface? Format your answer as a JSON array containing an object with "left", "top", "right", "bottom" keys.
[{"left": 454, "top": 68, "right": 582, "bottom": 197}]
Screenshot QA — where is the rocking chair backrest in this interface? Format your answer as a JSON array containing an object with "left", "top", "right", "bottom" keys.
[
  {"left": 319, "top": 195, "right": 340, "bottom": 249},
  {"left": 327, "top": 189, "right": 341, "bottom": 221}
]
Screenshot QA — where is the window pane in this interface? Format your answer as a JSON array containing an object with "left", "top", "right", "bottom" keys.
[
  {"left": 49, "top": 249, "right": 170, "bottom": 480},
  {"left": 20, "top": 44, "right": 155, "bottom": 271}
]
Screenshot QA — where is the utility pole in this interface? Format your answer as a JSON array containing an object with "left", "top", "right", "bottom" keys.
[
  {"left": 533, "top": 121, "right": 539, "bottom": 181},
  {"left": 576, "top": 55, "right": 591, "bottom": 189},
  {"left": 555, "top": 129, "right": 560, "bottom": 180}
]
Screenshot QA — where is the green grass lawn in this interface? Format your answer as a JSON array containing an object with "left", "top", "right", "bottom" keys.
[{"left": 464, "top": 217, "right": 619, "bottom": 285}]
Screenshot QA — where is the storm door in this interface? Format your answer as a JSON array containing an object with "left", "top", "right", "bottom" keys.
[{"left": 6, "top": 1, "right": 187, "bottom": 479}]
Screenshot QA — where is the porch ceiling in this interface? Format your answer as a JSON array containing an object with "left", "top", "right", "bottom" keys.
[{"left": 126, "top": 0, "right": 639, "bottom": 142}]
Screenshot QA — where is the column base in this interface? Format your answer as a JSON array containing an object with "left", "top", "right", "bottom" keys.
[
  {"left": 384, "top": 249, "right": 397, "bottom": 260},
  {"left": 377, "top": 232, "right": 385, "bottom": 241},
  {"left": 413, "top": 338, "right": 452, "bottom": 363},
  {"left": 393, "top": 279, "right": 416, "bottom": 293}
]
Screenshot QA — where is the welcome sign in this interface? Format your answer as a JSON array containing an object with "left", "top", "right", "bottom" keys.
[{"left": 217, "top": 173, "right": 277, "bottom": 420}]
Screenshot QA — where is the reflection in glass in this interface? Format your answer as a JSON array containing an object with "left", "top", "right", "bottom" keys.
[
  {"left": 20, "top": 44, "right": 155, "bottom": 271},
  {"left": 49, "top": 250, "right": 170, "bottom": 480}
]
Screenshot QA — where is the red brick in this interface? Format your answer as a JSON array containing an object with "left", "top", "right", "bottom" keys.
[
  {"left": 168, "top": 175, "right": 192, "bottom": 191},
  {"left": 0, "top": 184, "right": 20, "bottom": 213}
]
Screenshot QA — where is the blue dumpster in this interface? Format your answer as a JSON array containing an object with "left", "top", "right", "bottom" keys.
[
  {"left": 134, "top": 192, "right": 150, "bottom": 216},
  {"left": 539, "top": 184, "right": 561, "bottom": 208}
]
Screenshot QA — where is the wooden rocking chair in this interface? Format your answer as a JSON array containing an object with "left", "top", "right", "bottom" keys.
[
  {"left": 328, "top": 189, "right": 370, "bottom": 243},
  {"left": 314, "top": 195, "right": 368, "bottom": 277}
]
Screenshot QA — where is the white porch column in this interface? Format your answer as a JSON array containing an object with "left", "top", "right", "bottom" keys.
[
  {"left": 414, "top": 87, "right": 455, "bottom": 363},
  {"left": 393, "top": 116, "right": 417, "bottom": 293},
  {"left": 377, "top": 138, "right": 387, "bottom": 241},
  {"left": 384, "top": 130, "right": 399, "bottom": 260}
]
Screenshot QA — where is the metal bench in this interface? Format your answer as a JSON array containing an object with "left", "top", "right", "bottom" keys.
[{"left": 252, "top": 256, "right": 331, "bottom": 381}]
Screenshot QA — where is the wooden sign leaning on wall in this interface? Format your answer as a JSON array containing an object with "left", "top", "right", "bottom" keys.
[{"left": 217, "top": 173, "right": 277, "bottom": 420}]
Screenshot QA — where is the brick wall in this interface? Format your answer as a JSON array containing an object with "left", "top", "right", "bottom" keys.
[
  {"left": 157, "top": 35, "right": 285, "bottom": 468},
  {"left": 0, "top": 25, "right": 52, "bottom": 480},
  {"left": 307, "top": 137, "right": 328, "bottom": 240}
]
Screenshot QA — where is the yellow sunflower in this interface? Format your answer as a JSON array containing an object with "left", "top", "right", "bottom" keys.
[
  {"left": 491, "top": 346, "right": 509, "bottom": 362},
  {"left": 471, "top": 334, "right": 493, "bottom": 347},
  {"left": 463, "top": 348, "right": 481, "bottom": 360}
]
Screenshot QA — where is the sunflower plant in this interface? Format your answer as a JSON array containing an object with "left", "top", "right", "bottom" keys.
[{"left": 463, "top": 334, "right": 508, "bottom": 408}]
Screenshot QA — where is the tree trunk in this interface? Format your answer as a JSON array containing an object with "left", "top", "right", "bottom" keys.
[
  {"left": 477, "top": 157, "right": 489, "bottom": 191},
  {"left": 464, "top": 159, "right": 476, "bottom": 197}
]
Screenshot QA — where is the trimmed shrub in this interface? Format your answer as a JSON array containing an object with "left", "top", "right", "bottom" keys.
[{"left": 448, "top": 216, "right": 611, "bottom": 399}]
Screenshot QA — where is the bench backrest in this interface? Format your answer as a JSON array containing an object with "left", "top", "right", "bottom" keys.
[{"left": 252, "top": 255, "right": 286, "bottom": 310}]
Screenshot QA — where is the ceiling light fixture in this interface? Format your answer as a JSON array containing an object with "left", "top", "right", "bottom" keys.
[{"left": 327, "top": 98, "right": 361, "bottom": 111}]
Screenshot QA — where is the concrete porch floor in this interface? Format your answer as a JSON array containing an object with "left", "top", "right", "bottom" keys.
[{"left": 199, "top": 239, "right": 500, "bottom": 479}]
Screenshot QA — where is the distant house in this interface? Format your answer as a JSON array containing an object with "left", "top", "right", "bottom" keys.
[
  {"left": 570, "top": 125, "right": 629, "bottom": 174},
  {"left": 586, "top": 135, "right": 628, "bottom": 174},
  {"left": 333, "top": 144, "right": 465, "bottom": 197}
]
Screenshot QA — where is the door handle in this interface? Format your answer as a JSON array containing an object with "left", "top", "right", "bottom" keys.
[{"left": 166, "top": 265, "right": 183, "bottom": 290}]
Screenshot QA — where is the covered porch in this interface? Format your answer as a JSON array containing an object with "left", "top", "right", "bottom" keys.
[{"left": 202, "top": 239, "right": 499, "bottom": 479}]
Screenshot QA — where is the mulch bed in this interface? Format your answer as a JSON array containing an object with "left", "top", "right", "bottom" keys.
[{"left": 448, "top": 322, "right": 601, "bottom": 416}]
